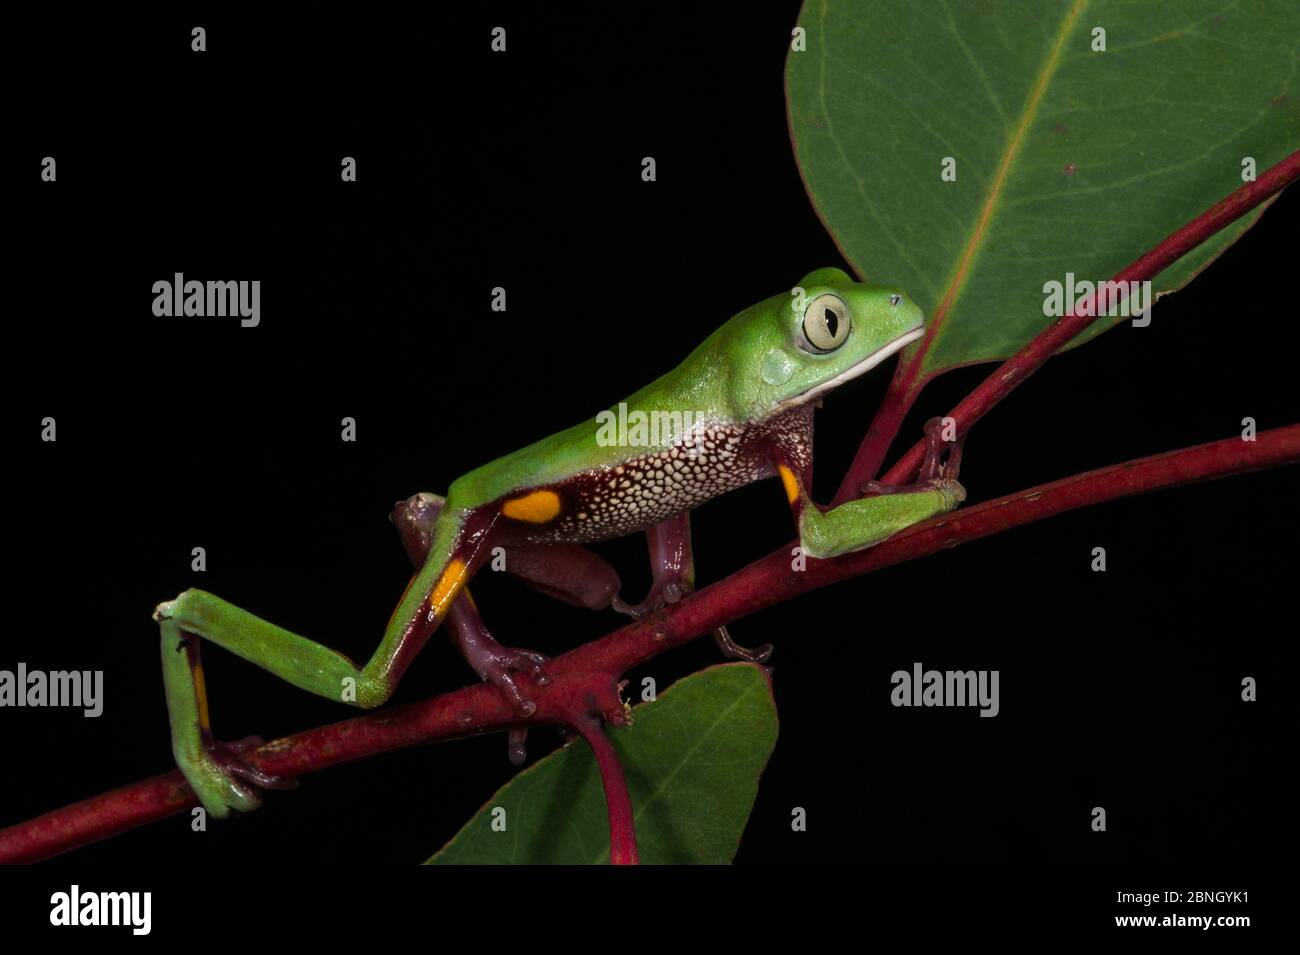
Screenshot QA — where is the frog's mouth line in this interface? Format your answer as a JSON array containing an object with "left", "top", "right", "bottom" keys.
[{"left": 774, "top": 325, "right": 925, "bottom": 412}]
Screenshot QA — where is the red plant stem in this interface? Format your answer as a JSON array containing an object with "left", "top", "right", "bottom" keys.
[
  {"left": 3, "top": 425, "right": 1294, "bottom": 863},
  {"left": 574, "top": 719, "right": 639, "bottom": 865},
  {"left": 837, "top": 148, "right": 1300, "bottom": 498}
]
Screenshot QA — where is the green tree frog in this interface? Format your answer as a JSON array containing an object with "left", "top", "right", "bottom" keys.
[{"left": 153, "top": 267, "right": 966, "bottom": 817}]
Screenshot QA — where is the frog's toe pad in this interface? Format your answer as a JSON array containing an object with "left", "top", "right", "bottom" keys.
[
  {"left": 931, "top": 477, "right": 967, "bottom": 509},
  {"left": 507, "top": 728, "right": 529, "bottom": 767}
]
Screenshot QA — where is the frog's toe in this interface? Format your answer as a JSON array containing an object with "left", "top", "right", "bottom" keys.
[
  {"left": 211, "top": 739, "right": 298, "bottom": 792},
  {"left": 713, "top": 624, "right": 774, "bottom": 663},
  {"left": 919, "top": 416, "right": 965, "bottom": 481},
  {"left": 478, "top": 647, "right": 551, "bottom": 717},
  {"left": 506, "top": 728, "right": 529, "bottom": 767},
  {"left": 864, "top": 418, "right": 966, "bottom": 498}
]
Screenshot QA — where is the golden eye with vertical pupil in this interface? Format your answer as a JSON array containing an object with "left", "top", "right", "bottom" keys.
[{"left": 801, "top": 293, "right": 851, "bottom": 352}]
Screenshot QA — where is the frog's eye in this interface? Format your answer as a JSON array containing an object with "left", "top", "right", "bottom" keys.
[
  {"left": 801, "top": 294, "right": 852, "bottom": 353},
  {"left": 889, "top": 294, "right": 902, "bottom": 307}
]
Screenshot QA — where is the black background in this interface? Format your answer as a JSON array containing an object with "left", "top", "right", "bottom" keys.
[{"left": 2, "top": 0, "right": 1292, "bottom": 907}]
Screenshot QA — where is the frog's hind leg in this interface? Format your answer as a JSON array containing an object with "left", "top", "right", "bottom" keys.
[
  {"left": 393, "top": 492, "right": 624, "bottom": 765},
  {"left": 393, "top": 492, "right": 621, "bottom": 611},
  {"left": 495, "top": 543, "right": 621, "bottom": 611},
  {"left": 155, "top": 502, "right": 491, "bottom": 818},
  {"left": 160, "top": 628, "right": 299, "bottom": 815},
  {"left": 393, "top": 493, "right": 598, "bottom": 724}
]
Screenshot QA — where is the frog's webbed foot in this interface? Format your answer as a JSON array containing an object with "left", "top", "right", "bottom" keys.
[
  {"left": 471, "top": 641, "right": 551, "bottom": 768},
  {"left": 211, "top": 736, "right": 299, "bottom": 791},
  {"left": 466, "top": 639, "right": 551, "bottom": 717},
  {"left": 863, "top": 416, "right": 967, "bottom": 499},
  {"left": 448, "top": 606, "right": 550, "bottom": 764},
  {"left": 713, "top": 624, "right": 773, "bottom": 664},
  {"left": 486, "top": 646, "right": 553, "bottom": 768},
  {"left": 182, "top": 735, "right": 297, "bottom": 819}
]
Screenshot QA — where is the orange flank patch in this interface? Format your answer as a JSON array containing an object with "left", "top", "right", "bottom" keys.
[
  {"left": 193, "top": 660, "right": 211, "bottom": 731},
  {"left": 778, "top": 464, "right": 801, "bottom": 504},
  {"left": 428, "top": 558, "right": 469, "bottom": 617},
  {"left": 501, "top": 489, "right": 562, "bottom": 523}
]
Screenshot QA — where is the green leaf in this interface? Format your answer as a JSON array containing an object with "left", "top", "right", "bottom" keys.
[
  {"left": 426, "top": 663, "right": 778, "bottom": 864},
  {"left": 787, "top": 0, "right": 1300, "bottom": 375}
]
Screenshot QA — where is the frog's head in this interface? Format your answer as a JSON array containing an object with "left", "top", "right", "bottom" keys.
[{"left": 716, "top": 267, "right": 925, "bottom": 420}]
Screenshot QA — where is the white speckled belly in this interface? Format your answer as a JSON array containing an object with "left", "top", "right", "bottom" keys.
[{"left": 514, "top": 404, "right": 815, "bottom": 544}]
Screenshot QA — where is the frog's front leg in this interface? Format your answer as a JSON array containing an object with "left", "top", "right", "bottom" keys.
[
  {"left": 611, "top": 513, "right": 695, "bottom": 616},
  {"left": 775, "top": 422, "right": 966, "bottom": 560},
  {"left": 611, "top": 513, "right": 773, "bottom": 663},
  {"left": 154, "top": 505, "right": 496, "bottom": 818}
]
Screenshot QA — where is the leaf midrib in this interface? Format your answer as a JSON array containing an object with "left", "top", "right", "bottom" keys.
[{"left": 914, "top": 0, "right": 1090, "bottom": 370}]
